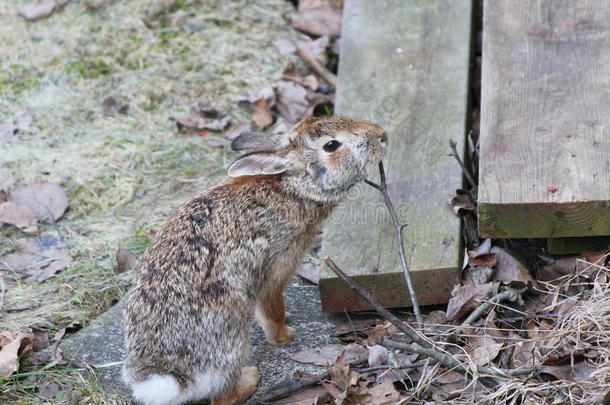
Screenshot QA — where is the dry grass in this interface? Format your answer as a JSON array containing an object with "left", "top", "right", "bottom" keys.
[
  {"left": 401, "top": 263, "right": 610, "bottom": 405},
  {"left": 1, "top": 0, "right": 305, "bottom": 402},
  {"left": 1, "top": 0, "right": 303, "bottom": 328}
]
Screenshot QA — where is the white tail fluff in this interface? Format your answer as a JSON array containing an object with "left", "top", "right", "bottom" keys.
[
  {"left": 129, "top": 370, "right": 227, "bottom": 405},
  {"left": 132, "top": 374, "right": 182, "bottom": 405}
]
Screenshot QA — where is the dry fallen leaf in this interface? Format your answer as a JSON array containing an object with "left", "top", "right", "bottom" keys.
[
  {"left": 283, "top": 65, "right": 319, "bottom": 91},
  {"left": 18, "top": 0, "right": 70, "bottom": 21},
  {"left": 38, "top": 379, "right": 62, "bottom": 400},
  {"left": 9, "top": 182, "right": 69, "bottom": 223},
  {"left": 468, "top": 239, "right": 491, "bottom": 257},
  {"left": 557, "top": 296, "right": 579, "bottom": 316},
  {"left": 3, "top": 300, "right": 41, "bottom": 312},
  {"left": 322, "top": 352, "right": 401, "bottom": 404},
  {"left": 223, "top": 123, "right": 251, "bottom": 141},
  {"left": 483, "top": 309, "right": 505, "bottom": 340},
  {"left": 29, "top": 256, "right": 73, "bottom": 283},
  {"left": 0, "top": 233, "right": 72, "bottom": 283},
  {"left": 0, "top": 331, "right": 34, "bottom": 377},
  {"left": 540, "top": 362, "right": 596, "bottom": 382},
  {"left": 446, "top": 282, "right": 497, "bottom": 321},
  {"left": 251, "top": 98, "right": 274, "bottom": 129},
  {"left": 298, "top": 0, "right": 342, "bottom": 11},
  {"left": 31, "top": 329, "right": 50, "bottom": 352},
  {"left": 424, "top": 310, "right": 448, "bottom": 330},
  {"left": 102, "top": 96, "right": 129, "bottom": 116},
  {"left": 239, "top": 86, "right": 276, "bottom": 106},
  {"left": 116, "top": 246, "right": 138, "bottom": 272},
  {"left": 468, "top": 253, "right": 497, "bottom": 267},
  {"left": 365, "top": 380, "right": 401, "bottom": 405},
  {"left": 297, "top": 262, "right": 320, "bottom": 284},
  {"left": 270, "top": 384, "right": 328, "bottom": 404},
  {"left": 0, "top": 251, "right": 40, "bottom": 273},
  {"left": 274, "top": 81, "right": 310, "bottom": 124},
  {"left": 0, "top": 201, "right": 38, "bottom": 234},
  {"left": 466, "top": 341, "right": 503, "bottom": 366},
  {"left": 290, "top": 4, "right": 342, "bottom": 37},
  {"left": 321, "top": 352, "right": 358, "bottom": 403},
  {"left": 297, "top": 36, "right": 331, "bottom": 66},
  {"left": 539, "top": 256, "right": 578, "bottom": 281},
  {"left": 491, "top": 246, "right": 534, "bottom": 284},
  {"left": 431, "top": 370, "right": 467, "bottom": 400},
  {"left": 289, "top": 343, "right": 366, "bottom": 367},
  {"left": 173, "top": 103, "right": 231, "bottom": 132},
  {"left": 463, "top": 265, "right": 495, "bottom": 286},
  {"left": 511, "top": 334, "right": 538, "bottom": 368},
  {"left": 582, "top": 249, "right": 609, "bottom": 270},
  {"left": 366, "top": 344, "right": 388, "bottom": 367},
  {"left": 336, "top": 319, "right": 383, "bottom": 333},
  {"left": 463, "top": 323, "right": 504, "bottom": 366}
]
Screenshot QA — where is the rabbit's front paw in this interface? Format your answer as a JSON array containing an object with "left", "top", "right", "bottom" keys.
[{"left": 268, "top": 326, "right": 295, "bottom": 345}]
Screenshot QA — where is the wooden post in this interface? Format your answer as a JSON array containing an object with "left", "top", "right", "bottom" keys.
[
  {"left": 479, "top": 0, "right": 610, "bottom": 239},
  {"left": 319, "top": 0, "right": 472, "bottom": 312}
]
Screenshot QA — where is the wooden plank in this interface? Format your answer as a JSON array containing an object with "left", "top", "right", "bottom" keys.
[
  {"left": 319, "top": 0, "right": 472, "bottom": 312},
  {"left": 547, "top": 236, "right": 610, "bottom": 255},
  {"left": 479, "top": 0, "right": 610, "bottom": 238}
]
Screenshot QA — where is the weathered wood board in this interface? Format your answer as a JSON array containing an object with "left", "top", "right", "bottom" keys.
[
  {"left": 479, "top": 0, "right": 610, "bottom": 238},
  {"left": 319, "top": 0, "right": 472, "bottom": 312}
]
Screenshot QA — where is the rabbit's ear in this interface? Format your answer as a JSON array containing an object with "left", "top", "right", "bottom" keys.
[
  {"left": 231, "top": 132, "right": 284, "bottom": 151},
  {"left": 228, "top": 152, "right": 290, "bottom": 177}
]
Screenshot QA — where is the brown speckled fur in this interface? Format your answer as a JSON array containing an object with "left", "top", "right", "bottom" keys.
[{"left": 122, "top": 115, "right": 386, "bottom": 405}]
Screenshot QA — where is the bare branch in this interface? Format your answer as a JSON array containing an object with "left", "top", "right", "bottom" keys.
[
  {"left": 364, "top": 179, "right": 382, "bottom": 190},
  {"left": 259, "top": 359, "right": 366, "bottom": 403},
  {"left": 295, "top": 44, "right": 338, "bottom": 87},
  {"left": 383, "top": 339, "right": 535, "bottom": 378},
  {"left": 324, "top": 257, "right": 430, "bottom": 348},
  {"left": 453, "top": 286, "right": 528, "bottom": 336},
  {"left": 365, "top": 161, "right": 423, "bottom": 327},
  {"left": 323, "top": 257, "right": 535, "bottom": 382},
  {"left": 448, "top": 138, "right": 478, "bottom": 192}
]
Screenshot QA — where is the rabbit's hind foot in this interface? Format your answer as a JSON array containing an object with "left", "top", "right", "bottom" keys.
[{"left": 212, "top": 366, "right": 260, "bottom": 405}]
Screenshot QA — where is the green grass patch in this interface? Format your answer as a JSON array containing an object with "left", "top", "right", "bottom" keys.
[{"left": 66, "top": 59, "right": 113, "bottom": 79}]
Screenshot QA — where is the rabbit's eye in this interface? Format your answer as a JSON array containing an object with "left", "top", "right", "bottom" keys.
[{"left": 323, "top": 140, "right": 341, "bottom": 153}]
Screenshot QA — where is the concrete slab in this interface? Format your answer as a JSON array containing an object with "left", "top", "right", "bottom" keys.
[{"left": 59, "top": 277, "right": 338, "bottom": 404}]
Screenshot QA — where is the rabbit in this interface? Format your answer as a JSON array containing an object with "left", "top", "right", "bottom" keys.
[{"left": 122, "top": 115, "right": 387, "bottom": 405}]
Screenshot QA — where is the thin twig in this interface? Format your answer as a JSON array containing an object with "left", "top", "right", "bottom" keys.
[
  {"left": 365, "top": 161, "right": 423, "bottom": 328},
  {"left": 324, "top": 257, "right": 430, "bottom": 348},
  {"left": 259, "top": 358, "right": 366, "bottom": 403},
  {"left": 449, "top": 139, "right": 477, "bottom": 193},
  {"left": 324, "top": 257, "right": 536, "bottom": 382},
  {"left": 383, "top": 339, "right": 535, "bottom": 377},
  {"left": 295, "top": 44, "right": 337, "bottom": 87},
  {"left": 453, "top": 287, "right": 528, "bottom": 336},
  {"left": 354, "top": 360, "right": 428, "bottom": 373}
]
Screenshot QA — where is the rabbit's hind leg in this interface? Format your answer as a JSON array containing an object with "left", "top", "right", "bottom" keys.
[
  {"left": 211, "top": 366, "right": 260, "bottom": 405},
  {"left": 254, "top": 284, "right": 295, "bottom": 345}
]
